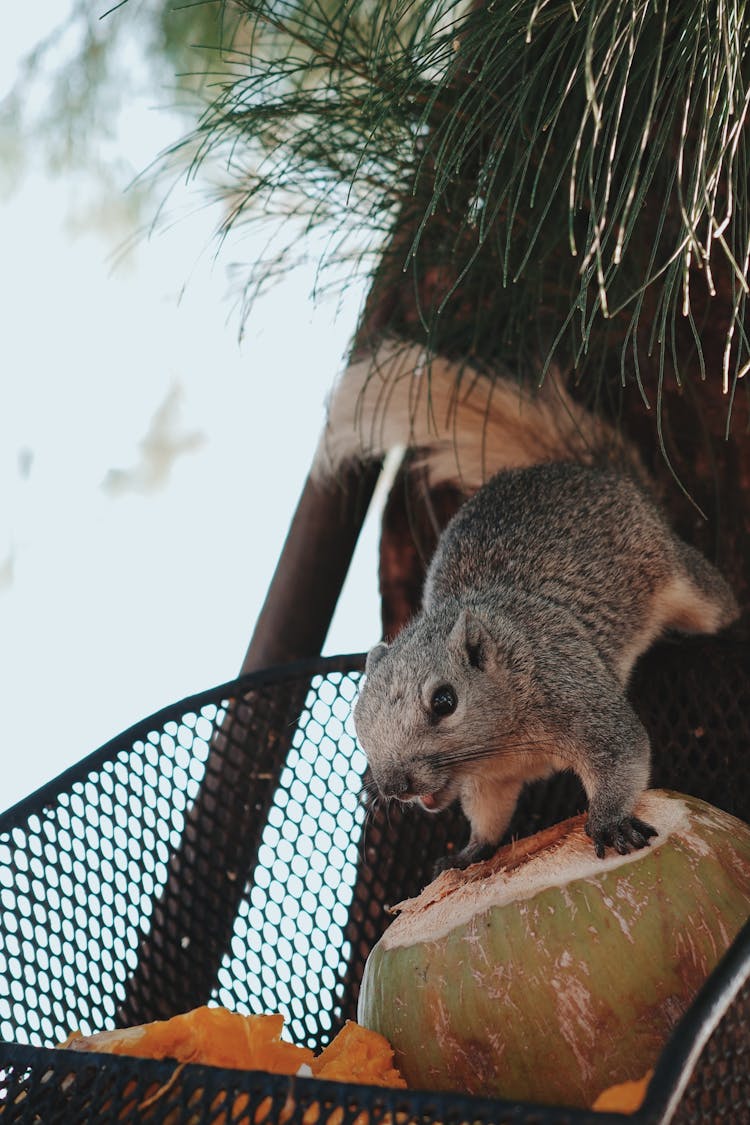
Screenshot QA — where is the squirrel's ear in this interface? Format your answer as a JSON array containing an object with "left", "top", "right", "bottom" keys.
[
  {"left": 447, "top": 609, "right": 495, "bottom": 671},
  {"left": 365, "top": 641, "right": 390, "bottom": 676}
]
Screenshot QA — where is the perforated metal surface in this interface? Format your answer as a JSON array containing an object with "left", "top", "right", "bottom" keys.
[
  {"left": 672, "top": 978, "right": 750, "bottom": 1124},
  {"left": 0, "top": 663, "right": 367, "bottom": 1052},
  {"left": 1, "top": 641, "right": 750, "bottom": 1124},
  {"left": 211, "top": 672, "right": 366, "bottom": 1043}
]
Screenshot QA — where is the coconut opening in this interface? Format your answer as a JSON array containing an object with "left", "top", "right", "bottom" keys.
[{"left": 383, "top": 790, "right": 690, "bottom": 948}]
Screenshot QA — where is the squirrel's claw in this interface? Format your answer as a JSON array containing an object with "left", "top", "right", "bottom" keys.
[
  {"left": 433, "top": 840, "right": 497, "bottom": 878},
  {"left": 586, "top": 815, "right": 657, "bottom": 859}
]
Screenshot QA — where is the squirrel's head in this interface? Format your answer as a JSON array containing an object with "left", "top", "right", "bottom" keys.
[{"left": 354, "top": 607, "right": 525, "bottom": 813}]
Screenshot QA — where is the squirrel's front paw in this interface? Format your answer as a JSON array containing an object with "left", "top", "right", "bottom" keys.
[{"left": 585, "top": 815, "right": 657, "bottom": 859}]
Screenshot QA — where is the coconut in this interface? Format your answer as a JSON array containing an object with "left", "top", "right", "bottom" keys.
[{"left": 357, "top": 790, "right": 750, "bottom": 1109}]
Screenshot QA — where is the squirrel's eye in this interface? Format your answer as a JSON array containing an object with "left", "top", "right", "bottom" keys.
[{"left": 430, "top": 685, "right": 457, "bottom": 717}]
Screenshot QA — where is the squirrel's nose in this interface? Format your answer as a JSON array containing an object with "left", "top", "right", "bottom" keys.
[
  {"left": 371, "top": 762, "right": 414, "bottom": 800},
  {"left": 399, "top": 772, "right": 416, "bottom": 798},
  {"left": 382, "top": 769, "right": 416, "bottom": 800}
]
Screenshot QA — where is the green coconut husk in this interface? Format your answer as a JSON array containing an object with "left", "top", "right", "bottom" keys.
[{"left": 358, "top": 790, "right": 750, "bottom": 1109}]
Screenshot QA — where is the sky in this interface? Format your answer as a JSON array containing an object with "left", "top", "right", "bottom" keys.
[{"left": 0, "top": 5, "right": 383, "bottom": 813}]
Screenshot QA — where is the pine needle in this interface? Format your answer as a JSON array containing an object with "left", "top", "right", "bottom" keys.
[{"left": 166, "top": 0, "right": 750, "bottom": 443}]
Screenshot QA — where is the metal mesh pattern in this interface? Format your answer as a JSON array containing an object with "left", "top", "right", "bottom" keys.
[
  {"left": 211, "top": 673, "right": 366, "bottom": 1044},
  {"left": 0, "top": 664, "right": 367, "bottom": 1051},
  {"left": 672, "top": 979, "right": 750, "bottom": 1124},
  {"left": 0, "top": 708, "right": 215, "bottom": 1044},
  {"left": 0, "top": 1040, "right": 618, "bottom": 1125},
  {"left": 1, "top": 639, "right": 750, "bottom": 1124}
]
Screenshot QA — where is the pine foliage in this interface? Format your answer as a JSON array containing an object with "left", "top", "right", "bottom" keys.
[{"left": 177, "top": 0, "right": 750, "bottom": 425}]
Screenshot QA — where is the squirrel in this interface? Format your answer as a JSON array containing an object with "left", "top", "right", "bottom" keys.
[{"left": 315, "top": 340, "right": 741, "bottom": 870}]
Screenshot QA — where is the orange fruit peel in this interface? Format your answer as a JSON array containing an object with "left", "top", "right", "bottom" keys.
[
  {"left": 59, "top": 1006, "right": 313, "bottom": 1075},
  {"left": 311, "top": 1021, "right": 406, "bottom": 1088},
  {"left": 592, "top": 1070, "right": 653, "bottom": 1114},
  {"left": 59, "top": 1006, "right": 406, "bottom": 1089}
]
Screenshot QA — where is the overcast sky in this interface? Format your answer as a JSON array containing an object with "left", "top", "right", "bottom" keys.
[{"left": 0, "top": 5, "right": 382, "bottom": 812}]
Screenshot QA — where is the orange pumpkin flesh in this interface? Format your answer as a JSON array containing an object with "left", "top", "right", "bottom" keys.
[
  {"left": 311, "top": 1021, "right": 406, "bottom": 1088},
  {"left": 59, "top": 1008, "right": 407, "bottom": 1125},
  {"left": 60, "top": 1006, "right": 405, "bottom": 1090},
  {"left": 592, "top": 1071, "right": 653, "bottom": 1114},
  {"left": 60, "top": 1006, "right": 314, "bottom": 1075}
]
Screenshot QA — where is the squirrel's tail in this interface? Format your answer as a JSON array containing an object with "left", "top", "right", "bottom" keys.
[{"left": 314, "top": 338, "right": 636, "bottom": 492}]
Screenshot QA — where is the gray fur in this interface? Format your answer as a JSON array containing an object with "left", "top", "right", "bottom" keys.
[{"left": 355, "top": 462, "right": 739, "bottom": 870}]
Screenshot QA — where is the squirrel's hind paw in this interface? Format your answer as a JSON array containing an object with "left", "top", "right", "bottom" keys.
[{"left": 586, "top": 815, "right": 658, "bottom": 859}]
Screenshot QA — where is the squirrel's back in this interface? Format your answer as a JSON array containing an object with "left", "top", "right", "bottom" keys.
[
  {"left": 425, "top": 461, "right": 737, "bottom": 682},
  {"left": 427, "top": 462, "right": 665, "bottom": 606}
]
